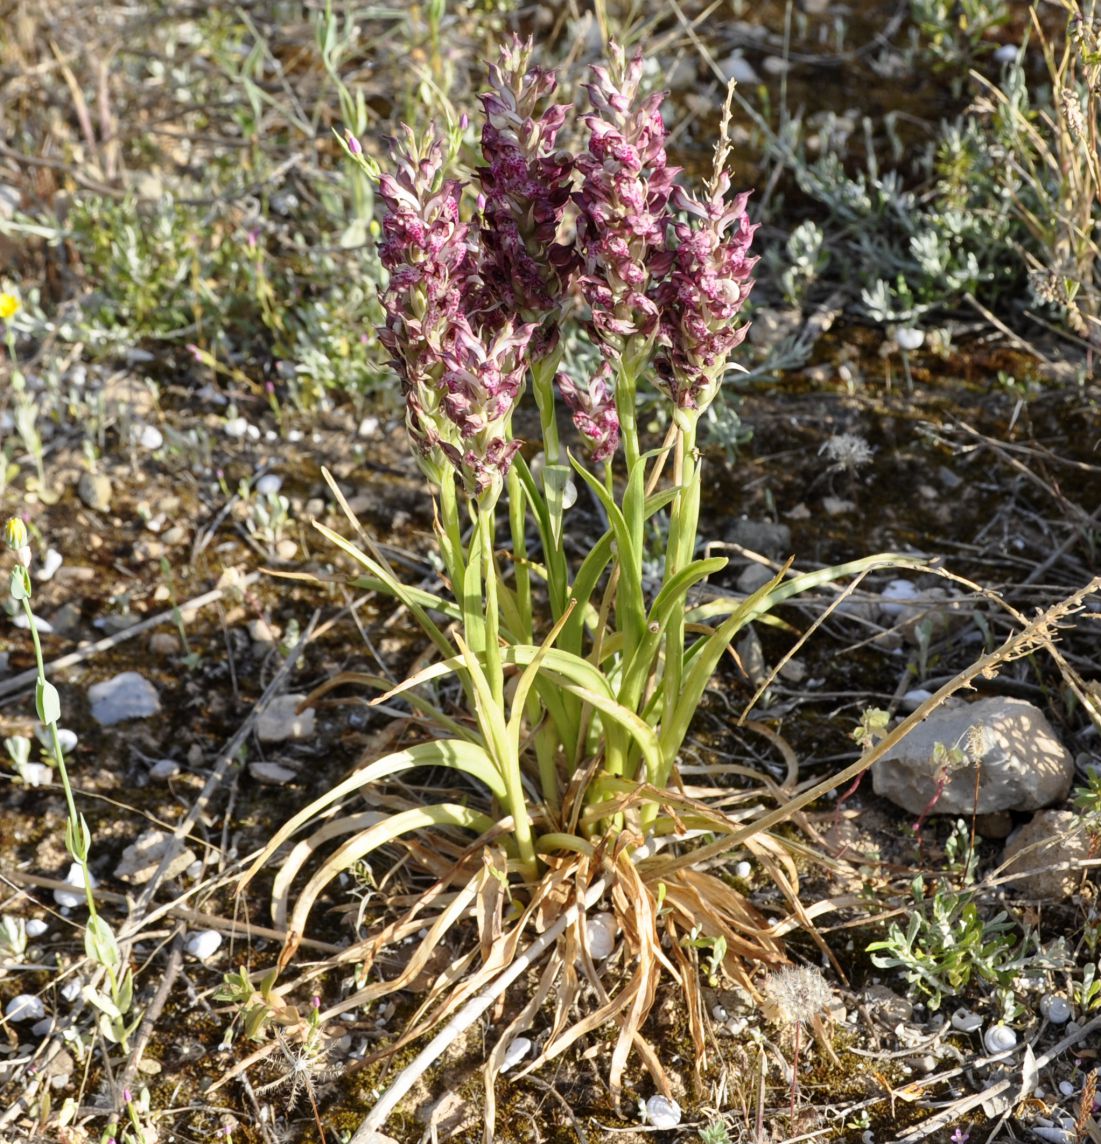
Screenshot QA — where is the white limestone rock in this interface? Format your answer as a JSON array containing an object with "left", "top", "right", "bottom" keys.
[{"left": 872, "top": 698, "right": 1073, "bottom": 816}]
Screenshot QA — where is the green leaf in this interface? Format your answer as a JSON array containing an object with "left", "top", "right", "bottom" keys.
[
  {"left": 85, "top": 915, "right": 121, "bottom": 970},
  {"left": 619, "top": 556, "right": 727, "bottom": 709},
  {"left": 36, "top": 680, "right": 61, "bottom": 726},
  {"left": 569, "top": 454, "right": 645, "bottom": 640},
  {"left": 10, "top": 565, "right": 30, "bottom": 601},
  {"left": 561, "top": 531, "right": 614, "bottom": 656},
  {"left": 314, "top": 519, "right": 455, "bottom": 658}
]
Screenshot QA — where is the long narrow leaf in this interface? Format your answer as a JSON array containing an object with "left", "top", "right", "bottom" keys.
[
  {"left": 569, "top": 454, "right": 646, "bottom": 640},
  {"left": 313, "top": 520, "right": 454, "bottom": 658},
  {"left": 281, "top": 803, "right": 499, "bottom": 964},
  {"left": 238, "top": 740, "right": 507, "bottom": 887}
]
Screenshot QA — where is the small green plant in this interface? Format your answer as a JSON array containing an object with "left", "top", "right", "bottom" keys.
[
  {"left": 970, "top": 1, "right": 1101, "bottom": 349},
  {"left": 867, "top": 874, "right": 1028, "bottom": 1009},
  {"left": 4, "top": 516, "right": 140, "bottom": 1124},
  {"left": 910, "top": 0, "right": 1010, "bottom": 74},
  {"left": 698, "top": 1119, "right": 734, "bottom": 1144},
  {"left": 241, "top": 42, "right": 919, "bottom": 1133}
]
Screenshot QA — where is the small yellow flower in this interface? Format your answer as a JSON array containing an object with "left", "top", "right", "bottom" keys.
[
  {"left": 4, "top": 517, "right": 28, "bottom": 552},
  {"left": 0, "top": 293, "right": 20, "bottom": 321}
]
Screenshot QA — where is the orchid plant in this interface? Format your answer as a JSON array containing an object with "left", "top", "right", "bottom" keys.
[{"left": 242, "top": 39, "right": 905, "bottom": 1113}]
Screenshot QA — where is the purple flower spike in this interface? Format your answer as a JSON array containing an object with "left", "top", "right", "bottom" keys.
[
  {"left": 653, "top": 173, "right": 757, "bottom": 412},
  {"left": 478, "top": 36, "right": 577, "bottom": 331},
  {"left": 557, "top": 363, "right": 619, "bottom": 462},
  {"left": 575, "top": 44, "right": 679, "bottom": 356}
]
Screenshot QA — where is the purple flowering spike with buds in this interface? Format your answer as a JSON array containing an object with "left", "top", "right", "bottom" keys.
[
  {"left": 374, "top": 124, "right": 536, "bottom": 498},
  {"left": 575, "top": 44, "right": 679, "bottom": 358},
  {"left": 654, "top": 173, "right": 757, "bottom": 416},
  {"left": 557, "top": 362, "right": 620, "bottom": 462},
  {"left": 439, "top": 317, "right": 537, "bottom": 496},
  {"left": 478, "top": 36, "right": 576, "bottom": 339}
]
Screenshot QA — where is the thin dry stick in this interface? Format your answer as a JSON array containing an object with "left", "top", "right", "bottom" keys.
[
  {"left": 1, "top": 870, "right": 341, "bottom": 952},
  {"left": 0, "top": 571, "right": 260, "bottom": 700}
]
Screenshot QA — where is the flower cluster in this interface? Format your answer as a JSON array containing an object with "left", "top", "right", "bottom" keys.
[
  {"left": 653, "top": 175, "right": 757, "bottom": 413},
  {"left": 556, "top": 361, "right": 619, "bottom": 461},
  {"left": 574, "top": 45, "right": 677, "bottom": 356},
  {"left": 376, "top": 128, "right": 535, "bottom": 498},
  {"left": 478, "top": 38, "right": 576, "bottom": 341},
  {"left": 372, "top": 40, "right": 756, "bottom": 486}
]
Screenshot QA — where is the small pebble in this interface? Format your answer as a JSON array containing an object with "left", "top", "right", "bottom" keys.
[
  {"left": 644, "top": 1096, "right": 682, "bottom": 1130},
  {"left": 25, "top": 919, "right": 48, "bottom": 938},
  {"left": 1059, "top": 1080, "right": 1076, "bottom": 1097},
  {"left": 185, "top": 930, "right": 223, "bottom": 960},
  {"left": 224, "top": 417, "right": 249, "bottom": 439},
  {"left": 60, "top": 979, "right": 81, "bottom": 1002},
  {"left": 149, "top": 632, "right": 181, "bottom": 657},
  {"left": 77, "top": 471, "right": 112, "bottom": 513},
  {"left": 256, "top": 694, "right": 316, "bottom": 743},
  {"left": 88, "top": 671, "right": 161, "bottom": 725},
  {"left": 993, "top": 43, "right": 1019, "bottom": 63},
  {"left": 13, "top": 613, "right": 53, "bottom": 633},
  {"left": 734, "top": 861, "right": 752, "bottom": 879},
  {"left": 54, "top": 862, "right": 93, "bottom": 909},
  {"left": 900, "top": 688, "right": 934, "bottom": 711},
  {"left": 256, "top": 473, "right": 283, "bottom": 496},
  {"left": 134, "top": 424, "right": 163, "bottom": 451},
  {"left": 148, "top": 758, "right": 179, "bottom": 780},
  {"left": 879, "top": 579, "right": 919, "bottom": 618},
  {"left": 895, "top": 327, "right": 925, "bottom": 351},
  {"left": 39, "top": 548, "right": 63, "bottom": 581},
  {"left": 500, "top": 1037, "right": 532, "bottom": 1073},
  {"left": 6, "top": 994, "right": 46, "bottom": 1021}
]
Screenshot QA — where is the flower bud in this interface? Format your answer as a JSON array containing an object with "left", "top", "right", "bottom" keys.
[{"left": 3, "top": 517, "right": 28, "bottom": 552}]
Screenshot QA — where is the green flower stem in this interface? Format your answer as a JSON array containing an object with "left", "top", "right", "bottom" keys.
[
  {"left": 18, "top": 596, "right": 89, "bottom": 897},
  {"left": 530, "top": 352, "right": 570, "bottom": 618},
  {"left": 632, "top": 417, "right": 701, "bottom": 830},
  {"left": 478, "top": 507, "right": 504, "bottom": 709},
  {"left": 437, "top": 473, "right": 466, "bottom": 597},
  {"left": 506, "top": 464, "right": 531, "bottom": 641},
  {"left": 614, "top": 360, "right": 640, "bottom": 474},
  {"left": 16, "top": 588, "right": 125, "bottom": 1015}
]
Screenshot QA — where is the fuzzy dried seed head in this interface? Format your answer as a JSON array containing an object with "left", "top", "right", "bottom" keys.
[
  {"left": 820, "top": 433, "right": 874, "bottom": 471},
  {"left": 761, "top": 965, "right": 834, "bottom": 1030}
]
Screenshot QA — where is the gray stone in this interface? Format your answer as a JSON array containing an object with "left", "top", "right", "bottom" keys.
[
  {"left": 256, "top": 694, "right": 315, "bottom": 743},
  {"left": 737, "top": 563, "right": 774, "bottom": 594},
  {"left": 88, "top": 672, "right": 161, "bottom": 725},
  {"left": 77, "top": 472, "right": 112, "bottom": 513},
  {"left": 1002, "top": 810, "right": 1091, "bottom": 898},
  {"left": 872, "top": 697, "right": 1074, "bottom": 816},
  {"left": 724, "top": 519, "right": 792, "bottom": 559}
]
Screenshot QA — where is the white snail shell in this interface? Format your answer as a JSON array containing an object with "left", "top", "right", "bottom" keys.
[{"left": 983, "top": 1024, "right": 1018, "bottom": 1054}]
